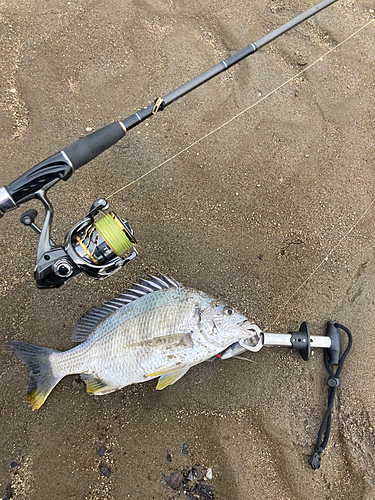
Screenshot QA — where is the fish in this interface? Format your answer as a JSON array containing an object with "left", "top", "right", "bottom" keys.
[{"left": 9, "top": 274, "right": 259, "bottom": 410}]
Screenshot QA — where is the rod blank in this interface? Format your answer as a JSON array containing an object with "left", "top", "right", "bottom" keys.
[{"left": 0, "top": 0, "right": 340, "bottom": 215}]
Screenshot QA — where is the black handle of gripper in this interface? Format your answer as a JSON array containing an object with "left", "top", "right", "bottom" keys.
[
  {"left": 290, "top": 321, "right": 311, "bottom": 361},
  {"left": 326, "top": 321, "right": 341, "bottom": 365},
  {"left": 310, "top": 322, "right": 352, "bottom": 469}
]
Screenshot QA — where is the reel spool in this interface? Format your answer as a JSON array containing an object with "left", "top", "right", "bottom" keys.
[
  {"left": 21, "top": 196, "right": 137, "bottom": 289},
  {"left": 74, "top": 212, "right": 136, "bottom": 266}
]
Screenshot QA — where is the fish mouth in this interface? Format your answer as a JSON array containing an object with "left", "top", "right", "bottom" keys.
[{"left": 239, "top": 320, "right": 262, "bottom": 347}]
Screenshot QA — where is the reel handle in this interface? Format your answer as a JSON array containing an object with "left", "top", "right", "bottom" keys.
[{"left": 20, "top": 209, "right": 38, "bottom": 226}]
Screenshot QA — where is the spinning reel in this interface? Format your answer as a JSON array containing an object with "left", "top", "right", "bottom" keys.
[
  {"left": 0, "top": 149, "right": 137, "bottom": 289},
  {"left": 20, "top": 194, "right": 137, "bottom": 289},
  {"left": 0, "top": 0, "right": 339, "bottom": 289}
]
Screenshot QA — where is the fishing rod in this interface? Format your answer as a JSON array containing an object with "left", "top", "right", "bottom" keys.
[{"left": 0, "top": 0, "right": 338, "bottom": 288}]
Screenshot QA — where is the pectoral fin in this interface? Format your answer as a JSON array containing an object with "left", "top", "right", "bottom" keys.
[
  {"left": 80, "top": 374, "right": 118, "bottom": 395},
  {"left": 156, "top": 367, "right": 190, "bottom": 390}
]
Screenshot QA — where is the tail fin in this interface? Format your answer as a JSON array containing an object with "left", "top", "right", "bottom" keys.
[{"left": 9, "top": 341, "right": 62, "bottom": 410}]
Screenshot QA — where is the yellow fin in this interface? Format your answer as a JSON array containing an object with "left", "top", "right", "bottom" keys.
[
  {"left": 81, "top": 374, "right": 116, "bottom": 395},
  {"left": 8, "top": 341, "right": 62, "bottom": 410},
  {"left": 156, "top": 367, "right": 190, "bottom": 390},
  {"left": 146, "top": 366, "right": 181, "bottom": 378},
  {"left": 28, "top": 389, "right": 51, "bottom": 411}
]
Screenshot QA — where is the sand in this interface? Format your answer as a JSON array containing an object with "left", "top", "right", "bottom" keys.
[{"left": 0, "top": 0, "right": 374, "bottom": 498}]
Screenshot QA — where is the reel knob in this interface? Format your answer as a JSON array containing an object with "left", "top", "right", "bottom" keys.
[{"left": 20, "top": 209, "right": 38, "bottom": 226}]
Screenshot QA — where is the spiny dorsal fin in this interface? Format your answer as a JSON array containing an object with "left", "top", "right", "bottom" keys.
[{"left": 70, "top": 273, "right": 181, "bottom": 343}]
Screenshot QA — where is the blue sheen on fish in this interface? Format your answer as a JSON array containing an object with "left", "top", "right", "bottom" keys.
[{"left": 9, "top": 274, "right": 258, "bottom": 409}]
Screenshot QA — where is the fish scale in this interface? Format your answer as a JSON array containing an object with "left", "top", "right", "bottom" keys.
[
  {"left": 50, "top": 289, "right": 199, "bottom": 387},
  {"left": 64, "top": 289, "right": 203, "bottom": 384},
  {"left": 9, "top": 275, "right": 258, "bottom": 409}
]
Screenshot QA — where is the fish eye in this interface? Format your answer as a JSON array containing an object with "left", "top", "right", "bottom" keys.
[{"left": 224, "top": 307, "right": 234, "bottom": 316}]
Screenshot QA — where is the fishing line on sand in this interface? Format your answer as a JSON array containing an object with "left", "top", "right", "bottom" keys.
[
  {"left": 106, "top": 18, "right": 374, "bottom": 200},
  {"left": 107, "top": 17, "right": 374, "bottom": 324},
  {"left": 270, "top": 199, "right": 375, "bottom": 327}
]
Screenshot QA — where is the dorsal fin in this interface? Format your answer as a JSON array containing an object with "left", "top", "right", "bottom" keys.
[{"left": 70, "top": 274, "right": 181, "bottom": 343}]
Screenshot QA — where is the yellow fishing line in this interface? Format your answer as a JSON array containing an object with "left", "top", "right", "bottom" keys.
[
  {"left": 107, "top": 18, "right": 374, "bottom": 200},
  {"left": 106, "top": 17, "right": 374, "bottom": 326},
  {"left": 95, "top": 214, "right": 134, "bottom": 255},
  {"left": 271, "top": 199, "right": 375, "bottom": 327}
]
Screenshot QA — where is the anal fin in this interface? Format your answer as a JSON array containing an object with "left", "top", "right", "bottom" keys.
[
  {"left": 80, "top": 374, "right": 117, "bottom": 395},
  {"left": 156, "top": 367, "right": 190, "bottom": 390}
]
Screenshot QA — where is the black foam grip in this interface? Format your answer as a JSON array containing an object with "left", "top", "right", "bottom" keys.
[{"left": 63, "top": 122, "right": 126, "bottom": 169}]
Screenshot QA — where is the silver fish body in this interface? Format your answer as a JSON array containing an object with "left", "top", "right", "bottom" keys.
[{"left": 9, "top": 275, "right": 258, "bottom": 409}]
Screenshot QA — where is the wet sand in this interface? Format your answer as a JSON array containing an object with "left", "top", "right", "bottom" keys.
[{"left": 0, "top": 0, "right": 374, "bottom": 498}]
